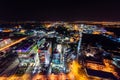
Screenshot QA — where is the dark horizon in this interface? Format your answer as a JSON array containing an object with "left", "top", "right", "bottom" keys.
[{"left": 0, "top": 1, "right": 120, "bottom": 21}]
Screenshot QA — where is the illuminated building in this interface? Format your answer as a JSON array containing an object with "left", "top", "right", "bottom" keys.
[
  {"left": 0, "top": 38, "right": 12, "bottom": 48},
  {"left": 15, "top": 39, "right": 35, "bottom": 58},
  {"left": 38, "top": 42, "right": 52, "bottom": 66}
]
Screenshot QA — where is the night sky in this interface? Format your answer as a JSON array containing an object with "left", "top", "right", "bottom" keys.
[{"left": 0, "top": 0, "right": 120, "bottom": 21}]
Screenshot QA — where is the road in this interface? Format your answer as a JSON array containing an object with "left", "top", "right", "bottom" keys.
[{"left": 0, "top": 37, "right": 27, "bottom": 51}]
